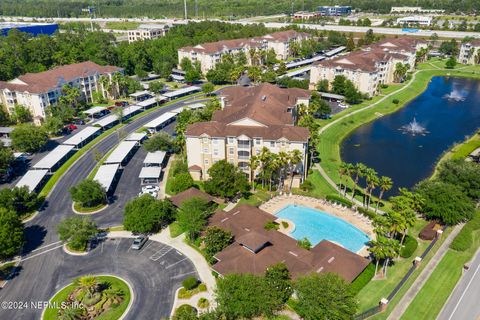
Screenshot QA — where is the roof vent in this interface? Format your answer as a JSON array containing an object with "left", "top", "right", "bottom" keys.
[
  {"left": 328, "top": 256, "right": 335, "bottom": 263},
  {"left": 261, "top": 95, "right": 267, "bottom": 101}
]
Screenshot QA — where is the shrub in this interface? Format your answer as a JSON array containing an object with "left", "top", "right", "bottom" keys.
[
  {"left": 380, "top": 84, "right": 388, "bottom": 89},
  {"left": 350, "top": 263, "right": 375, "bottom": 294},
  {"left": 281, "top": 221, "right": 289, "bottom": 229},
  {"left": 197, "top": 297, "right": 210, "bottom": 309},
  {"left": 326, "top": 194, "right": 352, "bottom": 208},
  {"left": 392, "top": 98, "right": 400, "bottom": 104},
  {"left": 172, "top": 304, "right": 197, "bottom": 320},
  {"left": 183, "top": 276, "right": 199, "bottom": 290},
  {"left": 357, "top": 207, "right": 376, "bottom": 219},
  {"left": 264, "top": 221, "right": 279, "bottom": 230},
  {"left": 170, "top": 172, "right": 195, "bottom": 194},
  {"left": 297, "top": 237, "right": 312, "bottom": 250},
  {"left": 400, "top": 235, "right": 418, "bottom": 258},
  {"left": 450, "top": 225, "right": 474, "bottom": 251},
  {"left": 300, "top": 180, "right": 314, "bottom": 192},
  {"left": 198, "top": 283, "right": 207, "bottom": 292}
]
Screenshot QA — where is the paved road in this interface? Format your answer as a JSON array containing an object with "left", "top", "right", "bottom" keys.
[
  {"left": 0, "top": 96, "right": 206, "bottom": 319},
  {"left": 0, "top": 238, "right": 197, "bottom": 319},
  {"left": 437, "top": 248, "right": 480, "bottom": 320},
  {"left": 3, "top": 16, "right": 480, "bottom": 39}
]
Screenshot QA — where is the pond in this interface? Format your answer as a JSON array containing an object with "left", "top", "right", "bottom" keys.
[{"left": 341, "top": 77, "right": 480, "bottom": 195}]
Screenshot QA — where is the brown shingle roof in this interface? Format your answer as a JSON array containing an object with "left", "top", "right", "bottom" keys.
[
  {"left": 169, "top": 187, "right": 215, "bottom": 208},
  {"left": 0, "top": 61, "right": 122, "bottom": 94},
  {"left": 215, "top": 83, "right": 311, "bottom": 126},
  {"left": 209, "top": 205, "right": 369, "bottom": 281},
  {"left": 261, "top": 30, "right": 311, "bottom": 42}
]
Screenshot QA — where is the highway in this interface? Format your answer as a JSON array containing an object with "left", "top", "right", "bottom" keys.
[
  {"left": 3, "top": 16, "right": 480, "bottom": 39},
  {"left": 0, "top": 95, "right": 205, "bottom": 319},
  {"left": 437, "top": 248, "right": 480, "bottom": 320}
]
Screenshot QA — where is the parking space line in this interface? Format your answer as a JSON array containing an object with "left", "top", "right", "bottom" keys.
[
  {"left": 176, "top": 250, "right": 183, "bottom": 256},
  {"left": 20, "top": 245, "right": 63, "bottom": 262},
  {"left": 171, "top": 271, "right": 197, "bottom": 279},
  {"left": 165, "top": 258, "right": 188, "bottom": 269},
  {"left": 30, "top": 241, "right": 63, "bottom": 253},
  {"left": 142, "top": 240, "right": 154, "bottom": 251},
  {"left": 149, "top": 246, "right": 172, "bottom": 261}
]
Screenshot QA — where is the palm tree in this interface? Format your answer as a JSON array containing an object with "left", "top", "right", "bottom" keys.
[
  {"left": 351, "top": 163, "right": 367, "bottom": 202},
  {"left": 288, "top": 150, "right": 303, "bottom": 191},
  {"left": 258, "top": 147, "right": 272, "bottom": 188},
  {"left": 338, "top": 162, "right": 348, "bottom": 195},
  {"left": 343, "top": 163, "right": 354, "bottom": 196},
  {"left": 268, "top": 153, "right": 279, "bottom": 191},
  {"left": 248, "top": 48, "right": 257, "bottom": 65},
  {"left": 75, "top": 275, "right": 98, "bottom": 298},
  {"left": 366, "top": 171, "right": 379, "bottom": 210},
  {"left": 249, "top": 155, "right": 260, "bottom": 190},
  {"left": 369, "top": 236, "right": 388, "bottom": 276},
  {"left": 385, "top": 211, "right": 406, "bottom": 240},
  {"left": 382, "top": 238, "right": 400, "bottom": 278},
  {"left": 98, "top": 75, "right": 111, "bottom": 100},
  {"left": 276, "top": 151, "right": 289, "bottom": 191},
  {"left": 103, "top": 287, "right": 124, "bottom": 305},
  {"left": 363, "top": 167, "right": 377, "bottom": 207},
  {"left": 375, "top": 176, "right": 393, "bottom": 213}
]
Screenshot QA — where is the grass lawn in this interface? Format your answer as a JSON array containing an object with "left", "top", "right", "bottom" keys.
[
  {"left": 105, "top": 21, "right": 140, "bottom": 30},
  {"left": 73, "top": 202, "right": 107, "bottom": 213},
  {"left": 400, "top": 212, "right": 480, "bottom": 320},
  {"left": 43, "top": 275, "right": 131, "bottom": 320},
  {"left": 294, "top": 170, "right": 337, "bottom": 198},
  {"left": 169, "top": 221, "right": 184, "bottom": 238},
  {"left": 237, "top": 189, "right": 272, "bottom": 207}
]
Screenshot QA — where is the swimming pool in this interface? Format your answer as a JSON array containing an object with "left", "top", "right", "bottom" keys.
[{"left": 275, "top": 205, "right": 370, "bottom": 252}]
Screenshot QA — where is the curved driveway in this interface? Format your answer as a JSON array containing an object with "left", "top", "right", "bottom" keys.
[{"left": 0, "top": 96, "right": 206, "bottom": 319}]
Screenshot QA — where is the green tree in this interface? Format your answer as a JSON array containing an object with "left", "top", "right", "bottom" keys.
[
  {"left": 69, "top": 179, "right": 106, "bottom": 208},
  {"left": 177, "top": 197, "right": 212, "bottom": 241},
  {"left": 0, "top": 208, "right": 24, "bottom": 260},
  {"left": 216, "top": 274, "right": 283, "bottom": 319},
  {"left": 445, "top": 56, "right": 457, "bottom": 69},
  {"left": 276, "top": 62, "right": 287, "bottom": 76},
  {"left": 43, "top": 115, "right": 64, "bottom": 135},
  {"left": 169, "top": 173, "right": 195, "bottom": 194},
  {"left": 172, "top": 304, "right": 198, "bottom": 320},
  {"left": 144, "top": 131, "right": 176, "bottom": 152},
  {"left": 123, "top": 195, "right": 176, "bottom": 233},
  {"left": 316, "top": 79, "right": 330, "bottom": 92},
  {"left": 203, "top": 226, "right": 233, "bottom": 257},
  {"left": 11, "top": 105, "right": 32, "bottom": 124},
  {"left": 0, "top": 142, "right": 13, "bottom": 176},
  {"left": 375, "top": 176, "right": 393, "bottom": 213},
  {"left": 57, "top": 216, "right": 98, "bottom": 251},
  {"left": 148, "top": 80, "right": 165, "bottom": 94},
  {"left": 415, "top": 180, "right": 474, "bottom": 224},
  {"left": 295, "top": 273, "right": 357, "bottom": 320},
  {"left": 11, "top": 124, "right": 48, "bottom": 153},
  {"left": 0, "top": 186, "right": 40, "bottom": 217},
  {"left": 204, "top": 160, "right": 250, "bottom": 200},
  {"left": 201, "top": 82, "right": 215, "bottom": 96},
  {"left": 437, "top": 159, "right": 480, "bottom": 201},
  {"left": 265, "top": 263, "right": 293, "bottom": 304}
]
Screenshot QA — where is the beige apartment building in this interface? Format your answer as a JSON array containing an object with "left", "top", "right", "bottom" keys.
[
  {"left": 185, "top": 83, "right": 311, "bottom": 187},
  {"left": 0, "top": 61, "right": 122, "bottom": 122},
  {"left": 310, "top": 38, "right": 427, "bottom": 97},
  {"left": 178, "top": 30, "right": 311, "bottom": 73},
  {"left": 458, "top": 41, "right": 480, "bottom": 65},
  {"left": 127, "top": 24, "right": 170, "bottom": 43}
]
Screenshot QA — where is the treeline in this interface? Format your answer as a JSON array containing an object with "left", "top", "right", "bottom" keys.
[
  {"left": 0, "top": 21, "right": 270, "bottom": 81},
  {"left": 0, "top": 0, "right": 479, "bottom": 18}
]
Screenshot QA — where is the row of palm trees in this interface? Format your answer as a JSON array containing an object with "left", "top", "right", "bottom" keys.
[
  {"left": 98, "top": 72, "right": 130, "bottom": 100},
  {"left": 249, "top": 147, "right": 303, "bottom": 193},
  {"left": 369, "top": 188, "right": 424, "bottom": 278},
  {"left": 338, "top": 162, "right": 393, "bottom": 213}
]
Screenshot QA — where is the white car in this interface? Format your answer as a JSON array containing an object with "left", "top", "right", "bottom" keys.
[
  {"left": 338, "top": 103, "right": 350, "bottom": 109},
  {"left": 142, "top": 185, "right": 159, "bottom": 193}
]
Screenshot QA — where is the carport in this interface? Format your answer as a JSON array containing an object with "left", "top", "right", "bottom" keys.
[
  {"left": 162, "top": 86, "right": 201, "bottom": 100},
  {"left": 83, "top": 106, "right": 108, "bottom": 120},
  {"left": 16, "top": 169, "right": 49, "bottom": 192},
  {"left": 139, "top": 166, "right": 162, "bottom": 185},
  {"left": 129, "top": 90, "right": 153, "bottom": 102},
  {"left": 94, "top": 163, "right": 120, "bottom": 195},
  {"left": 143, "top": 150, "right": 166, "bottom": 167},
  {"left": 62, "top": 126, "right": 101, "bottom": 148},
  {"left": 125, "top": 132, "right": 147, "bottom": 145},
  {"left": 93, "top": 115, "right": 118, "bottom": 130},
  {"left": 122, "top": 105, "right": 143, "bottom": 119},
  {"left": 32, "top": 145, "right": 75, "bottom": 172},
  {"left": 143, "top": 112, "right": 177, "bottom": 133},
  {"left": 104, "top": 141, "right": 138, "bottom": 166}
]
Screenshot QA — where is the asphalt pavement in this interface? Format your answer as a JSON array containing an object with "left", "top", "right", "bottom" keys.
[
  {"left": 0, "top": 95, "right": 207, "bottom": 319},
  {"left": 437, "top": 249, "right": 480, "bottom": 320}
]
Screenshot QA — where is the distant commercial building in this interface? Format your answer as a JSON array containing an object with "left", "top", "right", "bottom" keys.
[
  {"left": 0, "top": 61, "right": 122, "bottom": 123},
  {"left": 127, "top": 24, "right": 170, "bottom": 43},
  {"left": 317, "top": 6, "right": 352, "bottom": 16},
  {"left": 293, "top": 11, "right": 321, "bottom": 20},
  {"left": 178, "top": 30, "right": 311, "bottom": 73},
  {"left": 458, "top": 41, "right": 480, "bottom": 65},
  {"left": 0, "top": 22, "right": 59, "bottom": 36},
  {"left": 390, "top": 6, "right": 445, "bottom": 14},
  {"left": 310, "top": 38, "right": 428, "bottom": 97},
  {"left": 396, "top": 16, "right": 433, "bottom": 27}
]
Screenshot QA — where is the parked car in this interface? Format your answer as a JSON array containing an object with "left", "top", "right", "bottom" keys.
[
  {"left": 131, "top": 236, "right": 148, "bottom": 250},
  {"left": 115, "top": 101, "right": 129, "bottom": 107},
  {"left": 338, "top": 103, "right": 349, "bottom": 109},
  {"left": 107, "top": 105, "right": 116, "bottom": 111},
  {"left": 142, "top": 185, "right": 159, "bottom": 193},
  {"left": 72, "top": 118, "right": 85, "bottom": 125},
  {"left": 64, "top": 124, "right": 78, "bottom": 131}
]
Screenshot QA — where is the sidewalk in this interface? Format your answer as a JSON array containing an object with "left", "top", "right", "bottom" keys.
[
  {"left": 158, "top": 154, "right": 175, "bottom": 199},
  {"left": 387, "top": 224, "right": 464, "bottom": 320}
]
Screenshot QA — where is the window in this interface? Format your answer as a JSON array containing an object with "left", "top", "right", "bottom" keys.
[
  {"left": 255, "top": 138, "right": 261, "bottom": 145},
  {"left": 281, "top": 141, "right": 286, "bottom": 147},
  {"left": 204, "top": 159, "right": 209, "bottom": 165},
  {"left": 213, "top": 149, "right": 219, "bottom": 156},
  {"left": 238, "top": 150, "right": 250, "bottom": 160},
  {"left": 203, "top": 148, "right": 209, "bottom": 153},
  {"left": 229, "top": 147, "right": 234, "bottom": 155},
  {"left": 202, "top": 138, "right": 208, "bottom": 144},
  {"left": 228, "top": 137, "right": 234, "bottom": 144},
  {"left": 270, "top": 141, "right": 275, "bottom": 148},
  {"left": 212, "top": 139, "right": 218, "bottom": 144}
]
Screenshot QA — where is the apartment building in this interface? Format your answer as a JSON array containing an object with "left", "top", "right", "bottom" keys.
[
  {"left": 178, "top": 30, "right": 311, "bottom": 73},
  {"left": 185, "top": 83, "right": 310, "bottom": 187},
  {"left": 127, "top": 24, "right": 170, "bottom": 43},
  {"left": 0, "top": 61, "right": 122, "bottom": 122},
  {"left": 317, "top": 6, "right": 352, "bottom": 16},
  {"left": 310, "top": 38, "right": 427, "bottom": 97},
  {"left": 458, "top": 41, "right": 480, "bottom": 65}
]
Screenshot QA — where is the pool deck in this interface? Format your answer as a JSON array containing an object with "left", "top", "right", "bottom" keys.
[{"left": 259, "top": 194, "right": 375, "bottom": 257}]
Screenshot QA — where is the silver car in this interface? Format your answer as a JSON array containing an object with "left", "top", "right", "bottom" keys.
[{"left": 131, "top": 236, "right": 148, "bottom": 250}]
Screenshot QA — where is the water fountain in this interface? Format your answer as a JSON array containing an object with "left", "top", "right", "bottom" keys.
[
  {"left": 399, "top": 118, "right": 428, "bottom": 136},
  {"left": 444, "top": 89, "right": 467, "bottom": 102}
]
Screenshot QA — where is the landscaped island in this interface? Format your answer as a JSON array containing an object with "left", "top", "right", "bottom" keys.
[{"left": 43, "top": 275, "right": 131, "bottom": 320}]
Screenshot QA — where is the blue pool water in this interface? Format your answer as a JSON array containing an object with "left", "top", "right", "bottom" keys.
[{"left": 275, "top": 205, "right": 370, "bottom": 252}]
